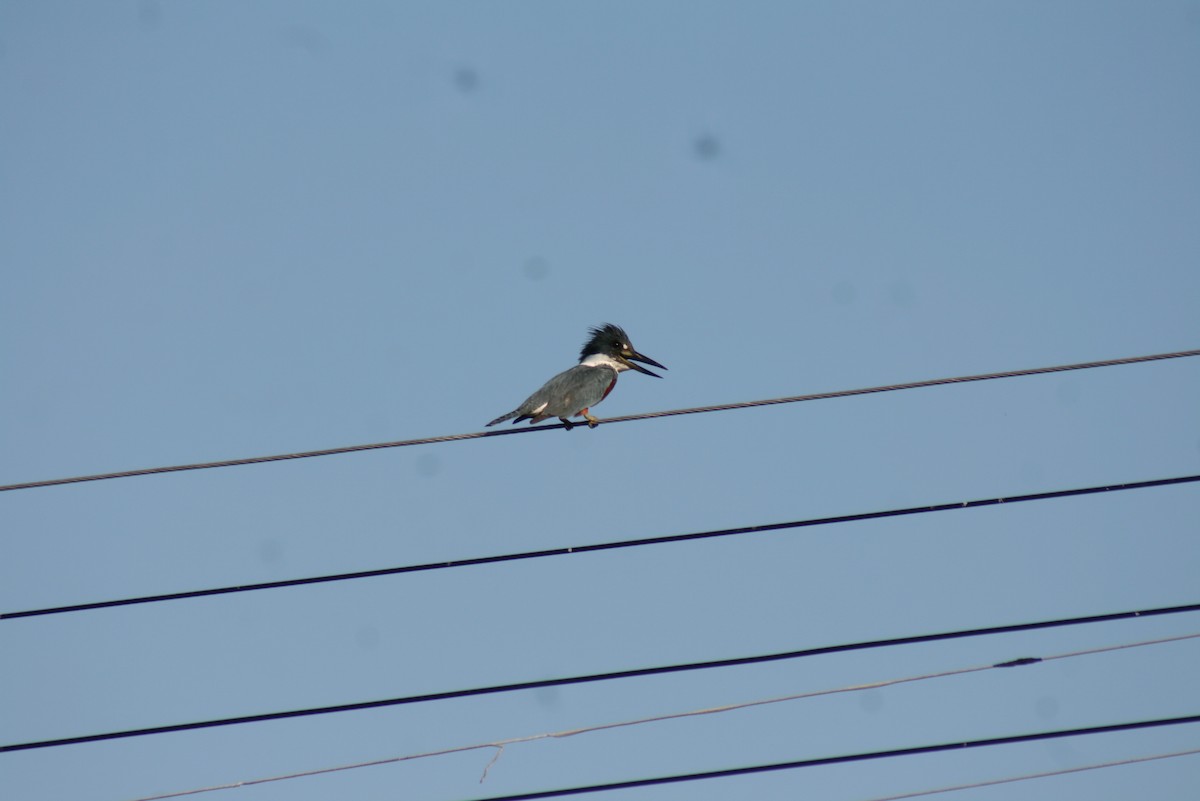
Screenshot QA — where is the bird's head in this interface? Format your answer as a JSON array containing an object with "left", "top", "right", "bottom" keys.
[{"left": 580, "top": 323, "right": 667, "bottom": 377}]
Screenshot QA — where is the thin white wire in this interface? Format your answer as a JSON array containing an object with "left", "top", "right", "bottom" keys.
[
  {"left": 126, "top": 631, "right": 1200, "bottom": 801},
  {"left": 857, "top": 747, "right": 1200, "bottom": 801}
]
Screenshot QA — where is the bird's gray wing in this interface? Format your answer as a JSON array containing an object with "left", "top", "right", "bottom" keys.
[{"left": 526, "top": 365, "right": 615, "bottom": 420}]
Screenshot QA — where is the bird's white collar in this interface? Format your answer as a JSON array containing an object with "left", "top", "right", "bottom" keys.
[{"left": 579, "top": 353, "right": 627, "bottom": 371}]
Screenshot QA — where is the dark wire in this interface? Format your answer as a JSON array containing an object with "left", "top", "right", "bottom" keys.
[
  {"left": 5, "top": 473, "right": 1197, "bottom": 621},
  {"left": 116, "top": 634, "right": 1200, "bottom": 801},
  {"left": 455, "top": 714, "right": 1200, "bottom": 801},
  {"left": 3, "top": 601, "right": 1197, "bottom": 753},
  {"left": 2, "top": 348, "right": 1196, "bottom": 493}
]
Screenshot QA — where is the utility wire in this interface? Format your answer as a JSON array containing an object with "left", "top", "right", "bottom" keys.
[
  {"left": 6, "top": 473, "right": 1197, "bottom": 621},
  {"left": 2, "top": 348, "right": 1196, "bottom": 493},
  {"left": 124, "top": 633, "right": 1200, "bottom": 801},
  {"left": 858, "top": 747, "right": 1200, "bottom": 801},
  {"left": 5, "top": 602, "right": 1198, "bottom": 754},
  {"left": 121, "top": 633, "right": 1200, "bottom": 801},
  {"left": 454, "top": 714, "right": 1200, "bottom": 801},
  {"left": 130, "top": 749, "right": 1200, "bottom": 801}
]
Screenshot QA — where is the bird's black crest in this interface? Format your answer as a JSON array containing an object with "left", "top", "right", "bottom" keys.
[{"left": 580, "top": 323, "right": 630, "bottom": 360}]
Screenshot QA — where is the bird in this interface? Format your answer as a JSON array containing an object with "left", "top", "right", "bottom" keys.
[{"left": 486, "top": 323, "right": 667, "bottom": 430}]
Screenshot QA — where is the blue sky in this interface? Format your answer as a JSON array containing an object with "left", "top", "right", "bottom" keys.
[{"left": 2, "top": 2, "right": 1199, "bottom": 800}]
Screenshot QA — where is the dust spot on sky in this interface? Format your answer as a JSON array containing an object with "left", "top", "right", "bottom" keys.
[
  {"left": 1035, "top": 695, "right": 1059, "bottom": 719},
  {"left": 257, "top": 538, "right": 284, "bottom": 564},
  {"left": 1056, "top": 381, "right": 1080, "bottom": 405},
  {"left": 454, "top": 66, "right": 480, "bottom": 93},
  {"left": 355, "top": 625, "right": 380, "bottom": 650},
  {"left": 416, "top": 453, "right": 441, "bottom": 477},
  {"left": 523, "top": 257, "right": 550, "bottom": 281},
  {"left": 832, "top": 280, "right": 857, "bottom": 305},
  {"left": 280, "top": 24, "right": 327, "bottom": 56},
  {"left": 692, "top": 133, "right": 721, "bottom": 161},
  {"left": 1186, "top": 1, "right": 1200, "bottom": 28},
  {"left": 535, "top": 685, "right": 560, "bottom": 708},
  {"left": 859, "top": 688, "right": 884, "bottom": 714},
  {"left": 887, "top": 279, "right": 916, "bottom": 307},
  {"left": 137, "top": 0, "right": 162, "bottom": 29},
  {"left": 1018, "top": 459, "right": 1044, "bottom": 486}
]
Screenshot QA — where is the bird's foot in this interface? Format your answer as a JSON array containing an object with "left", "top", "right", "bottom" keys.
[
  {"left": 559, "top": 417, "right": 575, "bottom": 431},
  {"left": 584, "top": 414, "right": 600, "bottom": 429}
]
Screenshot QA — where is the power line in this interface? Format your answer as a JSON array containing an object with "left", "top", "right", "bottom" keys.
[
  {"left": 454, "top": 714, "right": 1200, "bottom": 801},
  {"left": 2, "top": 348, "right": 1196, "bottom": 493},
  {"left": 129, "top": 749, "right": 1200, "bottom": 801},
  {"left": 123, "top": 632, "right": 1200, "bottom": 801},
  {"left": 858, "top": 747, "right": 1200, "bottom": 801},
  {"left": 4, "top": 601, "right": 1198, "bottom": 753},
  {"left": 6, "top": 473, "right": 1197, "bottom": 620}
]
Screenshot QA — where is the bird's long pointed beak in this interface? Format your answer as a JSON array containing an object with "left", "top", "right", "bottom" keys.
[{"left": 627, "top": 351, "right": 667, "bottom": 378}]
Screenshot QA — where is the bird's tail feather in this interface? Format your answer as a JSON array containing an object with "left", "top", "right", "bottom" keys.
[{"left": 485, "top": 409, "right": 521, "bottom": 427}]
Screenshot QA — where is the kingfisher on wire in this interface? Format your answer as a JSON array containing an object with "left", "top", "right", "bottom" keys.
[{"left": 486, "top": 323, "right": 667, "bottom": 430}]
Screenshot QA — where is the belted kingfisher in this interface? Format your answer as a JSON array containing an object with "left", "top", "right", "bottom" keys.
[{"left": 486, "top": 323, "right": 667, "bottom": 430}]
